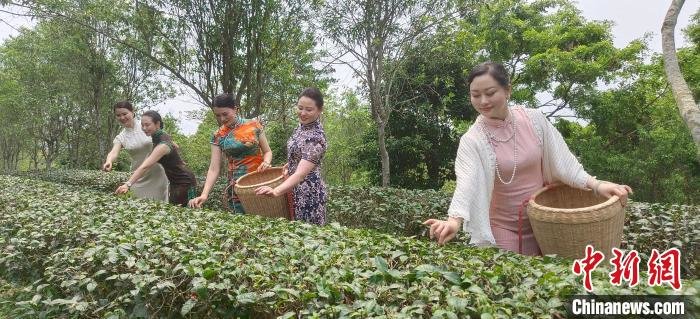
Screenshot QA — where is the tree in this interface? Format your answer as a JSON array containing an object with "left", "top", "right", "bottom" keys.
[
  {"left": 12, "top": 0, "right": 325, "bottom": 117},
  {"left": 0, "top": 73, "right": 25, "bottom": 171},
  {"left": 380, "top": 0, "right": 644, "bottom": 189},
  {"left": 559, "top": 54, "right": 699, "bottom": 204},
  {"left": 661, "top": 0, "right": 700, "bottom": 159},
  {"left": 321, "top": 0, "right": 449, "bottom": 186},
  {"left": 320, "top": 91, "right": 375, "bottom": 185},
  {"left": 0, "top": 16, "right": 163, "bottom": 170}
]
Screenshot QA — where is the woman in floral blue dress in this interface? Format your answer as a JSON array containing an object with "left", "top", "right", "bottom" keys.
[{"left": 255, "top": 88, "right": 327, "bottom": 225}]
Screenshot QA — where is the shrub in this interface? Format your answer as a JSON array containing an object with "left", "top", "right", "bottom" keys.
[
  {"left": 10, "top": 169, "right": 700, "bottom": 278},
  {"left": 2, "top": 175, "right": 696, "bottom": 318}
]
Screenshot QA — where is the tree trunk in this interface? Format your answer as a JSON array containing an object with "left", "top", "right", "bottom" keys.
[
  {"left": 377, "top": 119, "right": 391, "bottom": 187},
  {"left": 661, "top": 0, "right": 700, "bottom": 159}
]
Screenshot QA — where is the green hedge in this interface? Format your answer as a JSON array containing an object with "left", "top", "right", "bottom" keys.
[
  {"left": 2, "top": 175, "right": 697, "bottom": 318},
  {"left": 10, "top": 170, "right": 454, "bottom": 239},
  {"left": 10, "top": 169, "right": 700, "bottom": 279}
]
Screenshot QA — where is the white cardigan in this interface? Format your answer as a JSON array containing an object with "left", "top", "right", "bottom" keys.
[{"left": 447, "top": 107, "right": 591, "bottom": 246}]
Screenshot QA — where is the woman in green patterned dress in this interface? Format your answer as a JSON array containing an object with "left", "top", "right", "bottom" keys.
[{"left": 188, "top": 93, "right": 273, "bottom": 213}]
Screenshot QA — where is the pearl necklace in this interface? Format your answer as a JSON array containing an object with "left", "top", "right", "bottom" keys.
[{"left": 480, "top": 108, "right": 517, "bottom": 184}]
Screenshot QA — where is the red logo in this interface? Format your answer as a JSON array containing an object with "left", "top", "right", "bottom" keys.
[
  {"left": 609, "top": 248, "right": 640, "bottom": 287},
  {"left": 647, "top": 248, "right": 682, "bottom": 290},
  {"left": 572, "top": 247, "right": 682, "bottom": 291},
  {"left": 572, "top": 245, "right": 605, "bottom": 292}
]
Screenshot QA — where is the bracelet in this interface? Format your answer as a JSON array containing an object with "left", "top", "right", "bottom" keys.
[{"left": 593, "top": 180, "right": 602, "bottom": 196}]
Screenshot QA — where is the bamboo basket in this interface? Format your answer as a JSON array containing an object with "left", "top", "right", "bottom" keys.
[
  {"left": 234, "top": 167, "right": 290, "bottom": 219},
  {"left": 527, "top": 183, "right": 625, "bottom": 259}
]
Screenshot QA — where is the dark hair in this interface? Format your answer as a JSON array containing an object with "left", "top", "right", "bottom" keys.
[
  {"left": 299, "top": 87, "right": 324, "bottom": 110},
  {"left": 113, "top": 101, "right": 134, "bottom": 113},
  {"left": 142, "top": 110, "right": 164, "bottom": 129},
  {"left": 213, "top": 93, "right": 239, "bottom": 109},
  {"left": 466, "top": 62, "right": 510, "bottom": 89}
]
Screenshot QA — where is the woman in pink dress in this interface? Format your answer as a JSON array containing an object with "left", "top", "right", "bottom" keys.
[{"left": 424, "top": 62, "right": 633, "bottom": 256}]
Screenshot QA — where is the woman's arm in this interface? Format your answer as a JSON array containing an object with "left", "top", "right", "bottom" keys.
[
  {"left": 254, "top": 159, "right": 315, "bottom": 197},
  {"left": 256, "top": 131, "right": 273, "bottom": 171},
  {"left": 585, "top": 176, "right": 634, "bottom": 206},
  {"left": 188, "top": 145, "right": 222, "bottom": 208},
  {"left": 102, "top": 143, "right": 122, "bottom": 171},
  {"left": 115, "top": 144, "right": 170, "bottom": 194},
  {"left": 424, "top": 134, "right": 480, "bottom": 245}
]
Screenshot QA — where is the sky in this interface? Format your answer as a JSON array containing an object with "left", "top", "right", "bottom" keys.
[{"left": 1, "top": 0, "right": 699, "bottom": 135}]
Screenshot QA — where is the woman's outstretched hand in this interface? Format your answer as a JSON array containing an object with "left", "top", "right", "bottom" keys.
[
  {"left": 115, "top": 184, "right": 129, "bottom": 195},
  {"left": 188, "top": 195, "right": 208, "bottom": 208},
  {"left": 423, "top": 217, "right": 462, "bottom": 245}
]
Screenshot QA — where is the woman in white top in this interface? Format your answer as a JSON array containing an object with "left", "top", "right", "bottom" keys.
[
  {"left": 424, "top": 62, "right": 633, "bottom": 254},
  {"left": 102, "top": 101, "right": 169, "bottom": 201}
]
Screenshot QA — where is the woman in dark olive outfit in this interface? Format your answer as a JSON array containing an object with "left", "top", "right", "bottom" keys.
[{"left": 115, "top": 110, "right": 197, "bottom": 207}]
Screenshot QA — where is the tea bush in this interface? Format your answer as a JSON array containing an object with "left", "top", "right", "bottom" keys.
[
  {"left": 2, "top": 175, "right": 697, "bottom": 318},
  {"left": 11, "top": 169, "right": 700, "bottom": 279}
]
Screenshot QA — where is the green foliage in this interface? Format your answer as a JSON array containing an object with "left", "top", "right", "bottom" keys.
[
  {"left": 1, "top": 175, "right": 696, "bottom": 318},
  {"left": 624, "top": 203, "right": 700, "bottom": 280},
  {"left": 558, "top": 54, "right": 700, "bottom": 205},
  {"left": 320, "top": 91, "right": 377, "bottom": 186},
  {"left": 12, "top": 169, "right": 700, "bottom": 279},
  {"left": 327, "top": 186, "right": 458, "bottom": 241},
  {"left": 263, "top": 116, "right": 296, "bottom": 168},
  {"left": 383, "top": 0, "right": 645, "bottom": 190},
  {"left": 0, "top": 15, "right": 169, "bottom": 171},
  {"left": 173, "top": 111, "right": 220, "bottom": 175},
  {"left": 0, "top": 278, "right": 24, "bottom": 317},
  {"left": 112, "top": 150, "right": 133, "bottom": 172}
]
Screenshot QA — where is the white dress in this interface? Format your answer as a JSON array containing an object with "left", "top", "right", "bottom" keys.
[{"left": 113, "top": 119, "right": 169, "bottom": 201}]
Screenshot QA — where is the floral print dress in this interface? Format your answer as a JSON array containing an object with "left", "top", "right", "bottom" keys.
[
  {"left": 287, "top": 119, "right": 327, "bottom": 225},
  {"left": 211, "top": 118, "right": 264, "bottom": 213}
]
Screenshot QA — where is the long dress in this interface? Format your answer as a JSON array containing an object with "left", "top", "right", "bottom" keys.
[
  {"left": 286, "top": 119, "right": 327, "bottom": 225},
  {"left": 210, "top": 118, "right": 265, "bottom": 213},
  {"left": 151, "top": 129, "right": 197, "bottom": 207},
  {"left": 113, "top": 119, "right": 168, "bottom": 201},
  {"left": 483, "top": 107, "right": 543, "bottom": 256}
]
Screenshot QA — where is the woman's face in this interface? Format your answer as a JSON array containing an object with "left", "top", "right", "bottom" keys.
[
  {"left": 469, "top": 73, "right": 511, "bottom": 120},
  {"left": 114, "top": 108, "right": 134, "bottom": 127},
  {"left": 296, "top": 96, "right": 321, "bottom": 125},
  {"left": 141, "top": 116, "right": 159, "bottom": 136},
  {"left": 213, "top": 106, "right": 237, "bottom": 127}
]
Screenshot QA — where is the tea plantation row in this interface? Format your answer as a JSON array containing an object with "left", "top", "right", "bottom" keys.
[
  {"left": 2, "top": 175, "right": 697, "bottom": 318},
  {"left": 12, "top": 169, "right": 699, "bottom": 279}
]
